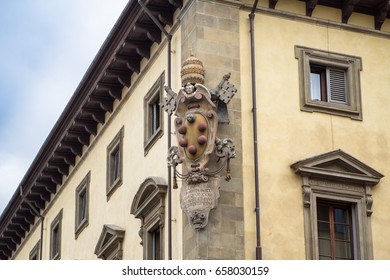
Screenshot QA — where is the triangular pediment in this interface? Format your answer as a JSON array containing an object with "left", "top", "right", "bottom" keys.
[
  {"left": 94, "top": 224, "right": 125, "bottom": 259},
  {"left": 291, "top": 150, "right": 384, "bottom": 185},
  {"left": 316, "top": 159, "right": 364, "bottom": 174}
]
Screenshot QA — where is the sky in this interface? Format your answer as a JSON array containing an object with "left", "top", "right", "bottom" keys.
[{"left": 0, "top": 0, "right": 128, "bottom": 215}]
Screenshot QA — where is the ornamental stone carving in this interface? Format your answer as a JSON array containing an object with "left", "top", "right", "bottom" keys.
[{"left": 162, "top": 54, "right": 237, "bottom": 230}]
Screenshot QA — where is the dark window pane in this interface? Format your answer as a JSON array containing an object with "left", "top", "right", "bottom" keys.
[
  {"left": 334, "top": 225, "right": 350, "bottom": 241},
  {"left": 112, "top": 148, "right": 120, "bottom": 183},
  {"left": 318, "top": 222, "right": 330, "bottom": 239},
  {"left": 317, "top": 204, "right": 329, "bottom": 221},
  {"left": 79, "top": 190, "right": 86, "bottom": 222},
  {"left": 334, "top": 207, "right": 349, "bottom": 224},
  {"left": 318, "top": 239, "right": 331, "bottom": 257},
  {"left": 53, "top": 226, "right": 59, "bottom": 255},
  {"left": 150, "top": 100, "right": 160, "bottom": 135},
  {"left": 151, "top": 228, "right": 161, "bottom": 260},
  {"left": 335, "top": 241, "right": 352, "bottom": 259}
]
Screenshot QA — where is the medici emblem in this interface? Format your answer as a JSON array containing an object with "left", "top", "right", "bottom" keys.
[{"left": 162, "top": 54, "right": 237, "bottom": 230}]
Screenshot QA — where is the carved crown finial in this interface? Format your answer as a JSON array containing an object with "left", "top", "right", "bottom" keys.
[{"left": 181, "top": 53, "right": 205, "bottom": 86}]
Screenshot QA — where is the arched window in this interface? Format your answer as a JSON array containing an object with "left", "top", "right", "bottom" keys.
[{"left": 131, "top": 177, "right": 167, "bottom": 260}]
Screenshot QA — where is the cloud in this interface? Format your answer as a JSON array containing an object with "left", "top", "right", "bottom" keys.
[
  {"left": 0, "top": 0, "right": 128, "bottom": 214},
  {"left": 0, "top": 154, "right": 29, "bottom": 214}
]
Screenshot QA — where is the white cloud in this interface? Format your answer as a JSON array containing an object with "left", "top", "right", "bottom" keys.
[
  {"left": 0, "top": 0, "right": 128, "bottom": 215},
  {"left": 0, "top": 154, "right": 29, "bottom": 214}
]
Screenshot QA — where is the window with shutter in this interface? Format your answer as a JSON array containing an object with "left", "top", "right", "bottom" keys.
[
  {"left": 295, "top": 46, "right": 362, "bottom": 120},
  {"left": 309, "top": 66, "right": 348, "bottom": 105}
]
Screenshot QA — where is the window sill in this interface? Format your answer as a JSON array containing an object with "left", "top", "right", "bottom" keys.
[
  {"left": 75, "top": 219, "right": 89, "bottom": 239},
  {"left": 144, "top": 127, "right": 164, "bottom": 156},
  {"left": 106, "top": 178, "right": 122, "bottom": 201},
  {"left": 302, "top": 99, "right": 362, "bottom": 120}
]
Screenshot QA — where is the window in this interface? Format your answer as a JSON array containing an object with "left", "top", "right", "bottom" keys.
[
  {"left": 29, "top": 241, "right": 40, "bottom": 260},
  {"left": 131, "top": 177, "right": 167, "bottom": 260},
  {"left": 317, "top": 200, "right": 353, "bottom": 260},
  {"left": 295, "top": 46, "right": 362, "bottom": 120},
  {"left": 150, "top": 99, "right": 161, "bottom": 135},
  {"left": 144, "top": 73, "right": 164, "bottom": 155},
  {"left": 291, "top": 150, "right": 383, "bottom": 260},
  {"left": 50, "top": 209, "right": 63, "bottom": 260},
  {"left": 107, "top": 127, "right": 124, "bottom": 199},
  {"left": 310, "top": 65, "right": 347, "bottom": 104},
  {"left": 149, "top": 227, "right": 161, "bottom": 260},
  {"left": 75, "top": 172, "right": 90, "bottom": 238}
]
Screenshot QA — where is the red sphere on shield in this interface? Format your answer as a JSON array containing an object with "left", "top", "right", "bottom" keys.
[
  {"left": 187, "top": 145, "right": 197, "bottom": 155},
  {"left": 198, "top": 122, "right": 207, "bottom": 132},
  {"left": 179, "top": 138, "right": 188, "bottom": 147},
  {"left": 197, "top": 135, "right": 207, "bottom": 145},
  {"left": 178, "top": 126, "right": 187, "bottom": 135}
]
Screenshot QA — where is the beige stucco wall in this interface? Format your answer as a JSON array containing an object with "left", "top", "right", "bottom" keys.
[
  {"left": 14, "top": 25, "right": 183, "bottom": 260},
  {"left": 240, "top": 1, "right": 390, "bottom": 259}
]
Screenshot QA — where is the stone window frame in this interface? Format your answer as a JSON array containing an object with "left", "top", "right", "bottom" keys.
[
  {"left": 144, "top": 73, "right": 165, "bottom": 155},
  {"left": 50, "top": 209, "right": 63, "bottom": 260},
  {"left": 75, "top": 171, "right": 90, "bottom": 239},
  {"left": 94, "top": 224, "right": 125, "bottom": 260},
  {"left": 291, "top": 150, "right": 383, "bottom": 260},
  {"left": 106, "top": 127, "right": 124, "bottom": 199},
  {"left": 29, "top": 240, "right": 40, "bottom": 260},
  {"left": 130, "top": 177, "right": 167, "bottom": 260},
  {"left": 295, "top": 46, "right": 363, "bottom": 120}
]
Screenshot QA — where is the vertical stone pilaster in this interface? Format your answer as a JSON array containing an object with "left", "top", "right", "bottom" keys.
[{"left": 181, "top": 0, "right": 244, "bottom": 260}]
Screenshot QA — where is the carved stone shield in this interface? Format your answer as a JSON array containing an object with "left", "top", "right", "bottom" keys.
[{"left": 174, "top": 84, "right": 218, "bottom": 173}]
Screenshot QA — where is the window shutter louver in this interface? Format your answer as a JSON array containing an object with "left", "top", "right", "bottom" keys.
[{"left": 327, "top": 68, "right": 347, "bottom": 104}]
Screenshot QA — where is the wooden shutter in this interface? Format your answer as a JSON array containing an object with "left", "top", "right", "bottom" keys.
[{"left": 327, "top": 68, "right": 347, "bottom": 104}]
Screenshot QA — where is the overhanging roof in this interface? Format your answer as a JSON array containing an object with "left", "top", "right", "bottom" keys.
[
  {"left": 289, "top": 0, "right": 390, "bottom": 30},
  {"left": 0, "top": 0, "right": 182, "bottom": 260}
]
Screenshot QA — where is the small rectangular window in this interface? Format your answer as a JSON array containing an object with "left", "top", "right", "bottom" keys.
[
  {"left": 29, "top": 241, "right": 40, "bottom": 260},
  {"left": 75, "top": 172, "right": 90, "bottom": 238},
  {"left": 310, "top": 65, "right": 348, "bottom": 104},
  {"left": 144, "top": 73, "right": 164, "bottom": 155},
  {"left": 106, "top": 127, "right": 124, "bottom": 198},
  {"left": 50, "top": 209, "right": 63, "bottom": 260},
  {"left": 295, "top": 46, "right": 362, "bottom": 120}
]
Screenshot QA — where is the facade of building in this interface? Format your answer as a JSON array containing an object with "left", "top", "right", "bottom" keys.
[{"left": 0, "top": 0, "right": 389, "bottom": 260}]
